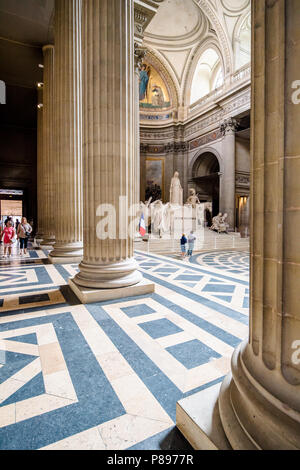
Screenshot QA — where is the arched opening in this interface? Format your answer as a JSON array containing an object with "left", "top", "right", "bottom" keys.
[
  {"left": 192, "top": 152, "right": 220, "bottom": 217},
  {"left": 234, "top": 13, "right": 251, "bottom": 70},
  {"left": 190, "top": 48, "right": 224, "bottom": 104}
]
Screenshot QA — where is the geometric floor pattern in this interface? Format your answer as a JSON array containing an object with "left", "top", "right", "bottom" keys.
[{"left": 0, "top": 245, "right": 249, "bottom": 450}]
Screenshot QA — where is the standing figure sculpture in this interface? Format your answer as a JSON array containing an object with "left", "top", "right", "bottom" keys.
[
  {"left": 151, "top": 200, "right": 164, "bottom": 237},
  {"left": 186, "top": 188, "right": 200, "bottom": 208},
  {"left": 170, "top": 171, "right": 183, "bottom": 206}
]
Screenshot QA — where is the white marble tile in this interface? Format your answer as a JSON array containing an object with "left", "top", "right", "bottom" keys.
[
  {"left": 98, "top": 414, "right": 172, "bottom": 450},
  {"left": 40, "top": 426, "right": 106, "bottom": 450}
]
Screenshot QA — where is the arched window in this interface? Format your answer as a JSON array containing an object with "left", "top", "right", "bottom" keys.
[
  {"left": 234, "top": 13, "right": 251, "bottom": 70},
  {"left": 0, "top": 80, "right": 6, "bottom": 104},
  {"left": 190, "top": 48, "right": 223, "bottom": 104}
]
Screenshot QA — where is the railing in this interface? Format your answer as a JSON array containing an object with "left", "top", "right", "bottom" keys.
[{"left": 189, "top": 63, "right": 251, "bottom": 113}]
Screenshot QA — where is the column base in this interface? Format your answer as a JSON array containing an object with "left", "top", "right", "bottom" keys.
[
  {"left": 68, "top": 277, "right": 155, "bottom": 304},
  {"left": 40, "top": 238, "right": 55, "bottom": 247},
  {"left": 176, "top": 382, "right": 231, "bottom": 450},
  {"left": 48, "top": 255, "right": 82, "bottom": 264}
]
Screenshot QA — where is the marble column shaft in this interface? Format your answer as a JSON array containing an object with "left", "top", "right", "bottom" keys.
[
  {"left": 220, "top": 118, "right": 237, "bottom": 230},
  {"left": 72, "top": 0, "right": 142, "bottom": 289},
  {"left": 218, "top": 0, "right": 300, "bottom": 449},
  {"left": 49, "top": 0, "right": 83, "bottom": 263},
  {"left": 40, "top": 45, "right": 56, "bottom": 246},
  {"left": 36, "top": 88, "right": 44, "bottom": 240}
]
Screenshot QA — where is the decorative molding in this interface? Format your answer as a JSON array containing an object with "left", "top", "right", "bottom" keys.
[
  {"left": 220, "top": 117, "right": 239, "bottom": 135},
  {"left": 189, "top": 129, "right": 222, "bottom": 150}
]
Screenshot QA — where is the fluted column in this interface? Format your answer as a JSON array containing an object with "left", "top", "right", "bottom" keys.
[
  {"left": 35, "top": 87, "right": 44, "bottom": 241},
  {"left": 49, "top": 0, "right": 83, "bottom": 263},
  {"left": 219, "top": 117, "right": 238, "bottom": 230},
  {"left": 69, "top": 0, "right": 153, "bottom": 303},
  {"left": 217, "top": 0, "right": 300, "bottom": 449},
  {"left": 40, "top": 45, "right": 55, "bottom": 246}
]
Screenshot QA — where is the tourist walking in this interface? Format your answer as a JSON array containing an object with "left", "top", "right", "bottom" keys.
[
  {"left": 17, "top": 217, "right": 32, "bottom": 256},
  {"left": 0, "top": 219, "right": 16, "bottom": 258},
  {"left": 180, "top": 233, "right": 187, "bottom": 259},
  {"left": 187, "top": 231, "right": 196, "bottom": 256}
]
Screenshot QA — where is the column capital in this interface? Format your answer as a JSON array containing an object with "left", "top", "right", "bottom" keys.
[
  {"left": 134, "top": 0, "right": 162, "bottom": 46},
  {"left": 220, "top": 117, "right": 239, "bottom": 136},
  {"left": 42, "top": 44, "right": 54, "bottom": 53}
]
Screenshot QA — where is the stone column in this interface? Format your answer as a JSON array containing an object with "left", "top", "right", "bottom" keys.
[
  {"left": 49, "top": 0, "right": 83, "bottom": 264},
  {"left": 177, "top": 0, "right": 300, "bottom": 450},
  {"left": 69, "top": 0, "right": 154, "bottom": 303},
  {"left": 40, "top": 45, "right": 55, "bottom": 246},
  {"left": 219, "top": 117, "right": 238, "bottom": 230},
  {"left": 35, "top": 87, "right": 44, "bottom": 242}
]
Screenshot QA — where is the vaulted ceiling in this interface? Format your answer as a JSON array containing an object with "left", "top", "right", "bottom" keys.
[{"left": 143, "top": 0, "right": 251, "bottom": 103}]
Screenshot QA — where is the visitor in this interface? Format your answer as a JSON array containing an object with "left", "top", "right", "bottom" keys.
[
  {"left": 17, "top": 217, "right": 32, "bottom": 256},
  {"left": 180, "top": 233, "right": 187, "bottom": 259},
  {"left": 187, "top": 231, "right": 196, "bottom": 256},
  {"left": 0, "top": 219, "right": 15, "bottom": 258},
  {"left": 15, "top": 218, "right": 20, "bottom": 232}
]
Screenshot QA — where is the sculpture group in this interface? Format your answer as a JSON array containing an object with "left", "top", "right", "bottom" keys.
[{"left": 139, "top": 171, "right": 212, "bottom": 237}]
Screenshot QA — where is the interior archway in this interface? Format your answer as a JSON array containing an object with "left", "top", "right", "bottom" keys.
[{"left": 192, "top": 152, "right": 220, "bottom": 217}]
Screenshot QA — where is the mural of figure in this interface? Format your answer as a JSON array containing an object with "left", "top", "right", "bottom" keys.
[
  {"left": 139, "top": 64, "right": 149, "bottom": 101},
  {"left": 152, "top": 85, "right": 164, "bottom": 107},
  {"left": 170, "top": 171, "right": 183, "bottom": 206}
]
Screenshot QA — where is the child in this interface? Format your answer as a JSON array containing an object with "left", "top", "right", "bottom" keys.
[{"left": 0, "top": 220, "right": 15, "bottom": 258}]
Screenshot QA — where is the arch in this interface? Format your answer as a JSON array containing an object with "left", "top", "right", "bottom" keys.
[
  {"left": 189, "top": 146, "right": 224, "bottom": 179},
  {"left": 189, "top": 148, "right": 223, "bottom": 217},
  {"left": 183, "top": 40, "right": 225, "bottom": 107},
  {"left": 143, "top": 48, "right": 179, "bottom": 110},
  {"left": 233, "top": 12, "right": 251, "bottom": 71}
]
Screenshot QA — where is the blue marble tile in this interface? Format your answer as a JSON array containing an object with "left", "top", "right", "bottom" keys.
[
  {"left": 0, "top": 312, "right": 125, "bottom": 450},
  {"left": 0, "top": 350, "right": 37, "bottom": 384},
  {"left": 138, "top": 318, "right": 182, "bottom": 339},
  {"left": 19, "top": 293, "right": 50, "bottom": 305},
  {"left": 143, "top": 272, "right": 249, "bottom": 325},
  {"left": 1, "top": 372, "right": 45, "bottom": 407},
  {"left": 243, "top": 296, "right": 249, "bottom": 308},
  {"left": 153, "top": 268, "right": 179, "bottom": 273},
  {"left": 213, "top": 295, "right": 233, "bottom": 303},
  {"left": 202, "top": 283, "right": 235, "bottom": 293},
  {"left": 175, "top": 275, "right": 203, "bottom": 281},
  {"left": 181, "top": 282, "right": 197, "bottom": 288},
  {"left": 5, "top": 333, "right": 38, "bottom": 345},
  {"left": 121, "top": 304, "right": 156, "bottom": 318},
  {"left": 166, "top": 339, "right": 221, "bottom": 369}
]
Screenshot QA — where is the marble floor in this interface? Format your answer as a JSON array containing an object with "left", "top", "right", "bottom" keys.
[{"left": 0, "top": 244, "right": 249, "bottom": 450}]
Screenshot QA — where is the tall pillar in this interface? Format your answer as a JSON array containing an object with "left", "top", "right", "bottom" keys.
[
  {"left": 40, "top": 45, "right": 56, "bottom": 246},
  {"left": 69, "top": 0, "right": 154, "bottom": 303},
  {"left": 35, "top": 87, "right": 44, "bottom": 241},
  {"left": 219, "top": 117, "right": 238, "bottom": 230},
  {"left": 177, "top": 0, "right": 300, "bottom": 450},
  {"left": 49, "top": 0, "right": 83, "bottom": 264}
]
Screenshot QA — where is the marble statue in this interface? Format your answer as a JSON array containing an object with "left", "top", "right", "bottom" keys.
[
  {"left": 218, "top": 213, "right": 229, "bottom": 233},
  {"left": 151, "top": 200, "right": 164, "bottom": 235},
  {"left": 186, "top": 188, "right": 200, "bottom": 208},
  {"left": 162, "top": 202, "right": 173, "bottom": 233},
  {"left": 210, "top": 213, "right": 223, "bottom": 232},
  {"left": 170, "top": 171, "right": 183, "bottom": 206}
]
